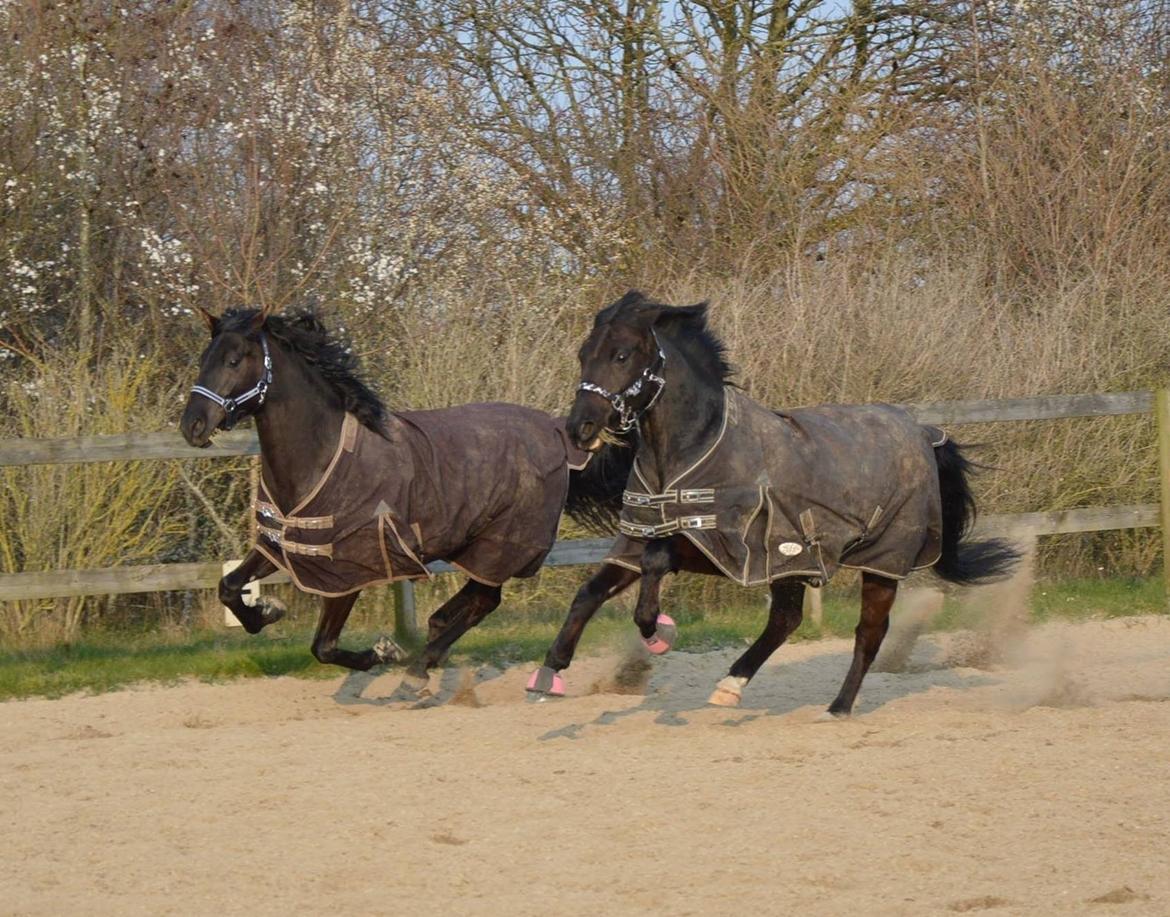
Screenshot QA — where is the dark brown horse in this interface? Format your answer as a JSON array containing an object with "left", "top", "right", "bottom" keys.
[
  {"left": 179, "top": 306, "right": 629, "bottom": 697},
  {"left": 527, "top": 291, "right": 1018, "bottom": 716}
]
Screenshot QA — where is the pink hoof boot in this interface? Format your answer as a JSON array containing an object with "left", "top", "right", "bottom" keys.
[
  {"left": 526, "top": 666, "right": 565, "bottom": 698},
  {"left": 642, "top": 614, "right": 677, "bottom": 655}
]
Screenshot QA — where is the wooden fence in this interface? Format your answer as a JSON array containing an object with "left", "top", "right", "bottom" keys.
[{"left": 2, "top": 390, "right": 1169, "bottom": 634}]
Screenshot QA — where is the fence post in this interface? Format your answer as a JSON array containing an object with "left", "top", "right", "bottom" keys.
[
  {"left": 803, "top": 584, "right": 823, "bottom": 629},
  {"left": 1157, "top": 389, "right": 1170, "bottom": 605},
  {"left": 392, "top": 580, "right": 419, "bottom": 642}
]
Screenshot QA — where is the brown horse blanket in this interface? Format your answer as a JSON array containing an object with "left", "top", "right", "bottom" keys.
[
  {"left": 605, "top": 388, "right": 943, "bottom": 586},
  {"left": 253, "top": 406, "right": 590, "bottom": 596}
]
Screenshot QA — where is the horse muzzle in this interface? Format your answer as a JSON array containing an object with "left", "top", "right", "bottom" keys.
[
  {"left": 179, "top": 399, "right": 223, "bottom": 448},
  {"left": 567, "top": 395, "right": 613, "bottom": 452}
]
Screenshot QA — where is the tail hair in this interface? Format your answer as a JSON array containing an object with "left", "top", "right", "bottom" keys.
[
  {"left": 565, "top": 432, "right": 637, "bottom": 534},
  {"left": 933, "top": 439, "right": 1021, "bottom": 585}
]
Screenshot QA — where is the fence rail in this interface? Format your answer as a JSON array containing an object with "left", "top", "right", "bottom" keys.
[
  {"left": 0, "top": 507, "right": 1158, "bottom": 604},
  {"left": 0, "top": 391, "right": 1152, "bottom": 469},
  {"left": 2, "top": 389, "right": 1169, "bottom": 616}
]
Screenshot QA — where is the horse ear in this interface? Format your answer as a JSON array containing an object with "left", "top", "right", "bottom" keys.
[
  {"left": 249, "top": 302, "right": 273, "bottom": 332},
  {"left": 628, "top": 304, "right": 664, "bottom": 330},
  {"left": 649, "top": 301, "right": 708, "bottom": 330},
  {"left": 196, "top": 306, "right": 219, "bottom": 335}
]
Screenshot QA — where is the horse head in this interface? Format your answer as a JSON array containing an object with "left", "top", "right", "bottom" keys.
[
  {"left": 567, "top": 291, "right": 669, "bottom": 451},
  {"left": 179, "top": 305, "right": 273, "bottom": 447}
]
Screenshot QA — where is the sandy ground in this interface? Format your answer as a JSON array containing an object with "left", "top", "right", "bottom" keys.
[{"left": 2, "top": 613, "right": 1170, "bottom": 916}]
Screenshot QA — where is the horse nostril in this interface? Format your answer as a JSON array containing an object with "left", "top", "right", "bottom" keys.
[
  {"left": 577, "top": 420, "right": 596, "bottom": 441},
  {"left": 190, "top": 417, "right": 205, "bottom": 439}
]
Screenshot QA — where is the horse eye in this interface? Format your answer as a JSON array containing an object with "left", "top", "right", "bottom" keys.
[
  {"left": 228, "top": 356, "right": 242, "bottom": 368},
  {"left": 614, "top": 351, "right": 629, "bottom": 364}
]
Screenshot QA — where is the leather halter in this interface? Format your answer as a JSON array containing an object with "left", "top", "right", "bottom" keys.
[
  {"left": 578, "top": 333, "right": 666, "bottom": 434},
  {"left": 190, "top": 334, "right": 272, "bottom": 430}
]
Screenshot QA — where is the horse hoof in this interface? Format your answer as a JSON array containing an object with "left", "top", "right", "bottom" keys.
[
  {"left": 642, "top": 614, "right": 677, "bottom": 655},
  {"left": 372, "top": 636, "right": 405, "bottom": 664},
  {"left": 817, "top": 710, "right": 849, "bottom": 723},
  {"left": 707, "top": 675, "right": 747, "bottom": 707},
  {"left": 397, "top": 673, "right": 429, "bottom": 695},
  {"left": 237, "top": 596, "right": 285, "bottom": 634},
  {"left": 525, "top": 666, "right": 565, "bottom": 699},
  {"left": 255, "top": 596, "right": 287, "bottom": 627}
]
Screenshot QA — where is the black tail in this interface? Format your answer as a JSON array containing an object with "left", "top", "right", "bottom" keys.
[
  {"left": 933, "top": 439, "right": 1021, "bottom": 585},
  {"left": 565, "top": 433, "right": 637, "bottom": 534}
]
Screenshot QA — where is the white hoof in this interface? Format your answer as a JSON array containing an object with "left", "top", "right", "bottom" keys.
[{"left": 707, "top": 676, "right": 748, "bottom": 707}]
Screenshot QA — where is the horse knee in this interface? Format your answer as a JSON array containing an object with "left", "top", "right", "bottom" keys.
[
  {"left": 311, "top": 640, "right": 335, "bottom": 664},
  {"left": 573, "top": 582, "right": 600, "bottom": 608}
]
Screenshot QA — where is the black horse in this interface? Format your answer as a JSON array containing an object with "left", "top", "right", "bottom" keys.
[
  {"left": 527, "top": 291, "right": 1018, "bottom": 716},
  {"left": 179, "top": 306, "right": 629, "bottom": 696}
]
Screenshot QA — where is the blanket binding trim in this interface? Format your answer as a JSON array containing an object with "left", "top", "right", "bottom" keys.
[
  {"left": 381, "top": 512, "right": 432, "bottom": 580},
  {"left": 739, "top": 485, "right": 767, "bottom": 583},
  {"left": 280, "top": 413, "right": 359, "bottom": 519},
  {"left": 664, "top": 388, "right": 732, "bottom": 491}
]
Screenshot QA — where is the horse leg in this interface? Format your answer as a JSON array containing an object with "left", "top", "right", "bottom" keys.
[
  {"left": 708, "top": 579, "right": 805, "bottom": 707},
  {"left": 526, "top": 563, "right": 640, "bottom": 698},
  {"left": 827, "top": 572, "right": 898, "bottom": 718},
  {"left": 397, "top": 580, "right": 502, "bottom": 695},
  {"left": 633, "top": 538, "right": 679, "bottom": 653},
  {"left": 219, "top": 547, "right": 285, "bottom": 634},
  {"left": 310, "top": 591, "right": 402, "bottom": 671}
]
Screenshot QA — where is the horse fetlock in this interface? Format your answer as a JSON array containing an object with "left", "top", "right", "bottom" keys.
[
  {"left": 372, "top": 636, "right": 405, "bottom": 664},
  {"left": 707, "top": 675, "right": 748, "bottom": 707}
]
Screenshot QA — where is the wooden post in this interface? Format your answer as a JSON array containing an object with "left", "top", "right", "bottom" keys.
[
  {"left": 392, "top": 580, "right": 419, "bottom": 642},
  {"left": 220, "top": 559, "right": 258, "bottom": 627},
  {"left": 1156, "top": 389, "right": 1170, "bottom": 605},
  {"left": 803, "top": 584, "right": 823, "bottom": 629}
]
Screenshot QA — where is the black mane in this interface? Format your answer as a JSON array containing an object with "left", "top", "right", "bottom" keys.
[
  {"left": 218, "top": 308, "right": 388, "bottom": 434},
  {"left": 599, "top": 290, "right": 736, "bottom": 386}
]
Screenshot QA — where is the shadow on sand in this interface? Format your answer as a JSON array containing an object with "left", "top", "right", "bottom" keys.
[
  {"left": 328, "top": 634, "right": 998, "bottom": 741},
  {"left": 535, "top": 639, "right": 997, "bottom": 740}
]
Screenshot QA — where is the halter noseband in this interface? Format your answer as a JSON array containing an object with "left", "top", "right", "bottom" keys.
[
  {"left": 190, "top": 334, "right": 272, "bottom": 431},
  {"left": 578, "top": 333, "right": 667, "bottom": 434}
]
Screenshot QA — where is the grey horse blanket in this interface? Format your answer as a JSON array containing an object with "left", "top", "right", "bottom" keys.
[
  {"left": 605, "top": 388, "right": 943, "bottom": 586},
  {"left": 253, "top": 406, "right": 589, "bottom": 596}
]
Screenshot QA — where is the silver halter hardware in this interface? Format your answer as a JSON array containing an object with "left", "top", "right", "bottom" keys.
[
  {"left": 578, "top": 332, "right": 667, "bottom": 434},
  {"left": 190, "top": 334, "right": 272, "bottom": 430}
]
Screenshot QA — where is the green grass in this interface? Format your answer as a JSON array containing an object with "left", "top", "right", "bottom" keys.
[{"left": 0, "top": 576, "right": 1165, "bottom": 701}]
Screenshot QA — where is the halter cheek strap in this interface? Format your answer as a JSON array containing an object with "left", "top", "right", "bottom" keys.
[
  {"left": 190, "top": 334, "right": 272, "bottom": 430},
  {"left": 578, "top": 333, "right": 667, "bottom": 434}
]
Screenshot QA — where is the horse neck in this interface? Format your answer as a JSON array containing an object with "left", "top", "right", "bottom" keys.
[
  {"left": 254, "top": 342, "right": 347, "bottom": 509},
  {"left": 637, "top": 336, "right": 725, "bottom": 487}
]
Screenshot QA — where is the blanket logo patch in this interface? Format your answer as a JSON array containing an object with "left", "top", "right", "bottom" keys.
[{"left": 778, "top": 542, "right": 804, "bottom": 556}]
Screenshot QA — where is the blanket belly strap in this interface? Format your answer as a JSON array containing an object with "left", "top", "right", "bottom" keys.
[
  {"left": 254, "top": 501, "right": 335, "bottom": 530},
  {"left": 619, "top": 515, "right": 717, "bottom": 539},
  {"left": 622, "top": 488, "right": 716, "bottom": 507},
  {"left": 259, "top": 525, "right": 335, "bottom": 558}
]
